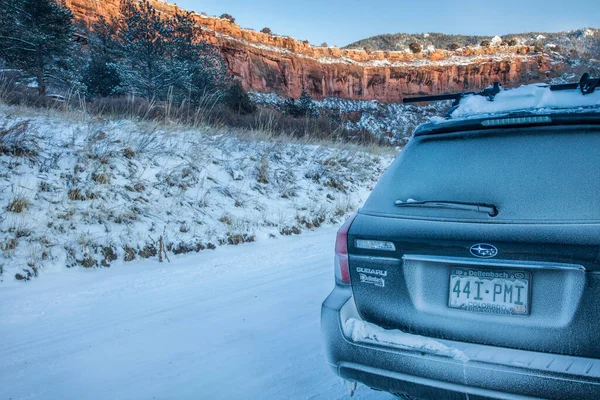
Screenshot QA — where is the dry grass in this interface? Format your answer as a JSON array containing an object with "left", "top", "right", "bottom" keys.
[
  {"left": 0, "top": 120, "right": 40, "bottom": 159},
  {"left": 257, "top": 154, "right": 269, "bottom": 184},
  {"left": 68, "top": 188, "right": 85, "bottom": 201},
  {"left": 1, "top": 237, "right": 18, "bottom": 257},
  {"left": 219, "top": 214, "right": 233, "bottom": 226},
  {"left": 226, "top": 233, "right": 256, "bottom": 245},
  {"left": 7, "top": 195, "right": 30, "bottom": 213},
  {"left": 0, "top": 72, "right": 387, "bottom": 149},
  {"left": 0, "top": 96, "right": 391, "bottom": 279},
  {"left": 91, "top": 172, "right": 111, "bottom": 185}
]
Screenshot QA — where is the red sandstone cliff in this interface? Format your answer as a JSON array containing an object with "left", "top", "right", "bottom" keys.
[{"left": 64, "top": 0, "right": 568, "bottom": 102}]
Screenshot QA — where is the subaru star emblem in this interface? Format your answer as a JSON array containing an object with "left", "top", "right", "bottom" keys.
[{"left": 470, "top": 244, "right": 498, "bottom": 258}]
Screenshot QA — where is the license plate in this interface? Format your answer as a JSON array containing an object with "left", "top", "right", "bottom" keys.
[{"left": 448, "top": 268, "right": 530, "bottom": 316}]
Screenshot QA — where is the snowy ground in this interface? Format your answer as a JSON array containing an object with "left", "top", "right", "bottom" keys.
[
  {"left": 0, "top": 105, "right": 391, "bottom": 282},
  {"left": 0, "top": 227, "right": 393, "bottom": 400}
]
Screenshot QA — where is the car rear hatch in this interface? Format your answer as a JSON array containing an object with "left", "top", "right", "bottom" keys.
[{"left": 348, "top": 124, "right": 600, "bottom": 358}]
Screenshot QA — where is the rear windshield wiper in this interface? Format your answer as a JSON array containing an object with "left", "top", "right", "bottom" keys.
[{"left": 394, "top": 200, "right": 498, "bottom": 217}]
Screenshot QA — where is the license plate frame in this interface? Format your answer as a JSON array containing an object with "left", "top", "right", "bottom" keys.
[{"left": 447, "top": 267, "right": 531, "bottom": 316}]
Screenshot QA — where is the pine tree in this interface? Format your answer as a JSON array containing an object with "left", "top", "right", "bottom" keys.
[
  {"left": 283, "top": 98, "right": 300, "bottom": 117},
  {"left": 224, "top": 81, "right": 256, "bottom": 115},
  {"left": 297, "top": 90, "right": 316, "bottom": 117},
  {"left": 0, "top": 0, "right": 77, "bottom": 96},
  {"left": 91, "top": 15, "right": 120, "bottom": 57},
  {"left": 168, "top": 10, "right": 229, "bottom": 102},
  {"left": 117, "top": 0, "right": 172, "bottom": 99},
  {"left": 283, "top": 90, "right": 316, "bottom": 118},
  {"left": 82, "top": 15, "right": 123, "bottom": 97},
  {"left": 112, "top": 0, "right": 229, "bottom": 102},
  {"left": 83, "top": 55, "right": 123, "bottom": 97}
]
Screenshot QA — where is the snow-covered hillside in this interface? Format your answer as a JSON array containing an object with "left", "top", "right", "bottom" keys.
[{"left": 0, "top": 105, "right": 393, "bottom": 283}]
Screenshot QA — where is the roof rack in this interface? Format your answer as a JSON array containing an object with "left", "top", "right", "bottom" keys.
[
  {"left": 549, "top": 73, "right": 599, "bottom": 95},
  {"left": 403, "top": 82, "right": 502, "bottom": 106},
  {"left": 402, "top": 73, "right": 599, "bottom": 106}
]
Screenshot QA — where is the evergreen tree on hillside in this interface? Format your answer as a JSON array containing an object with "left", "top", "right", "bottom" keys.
[
  {"left": 284, "top": 90, "right": 316, "bottom": 118},
  {"left": 83, "top": 56, "right": 123, "bottom": 97},
  {"left": 103, "top": 0, "right": 229, "bottom": 101},
  {"left": 82, "top": 15, "right": 123, "bottom": 97},
  {"left": 224, "top": 81, "right": 256, "bottom": 115},
  {"left": 117, "top": 0, "right": 172, "bottom": 99},
  {"left": 297, "top": 90, "right": 316, "bottom": 117},
  {"left": 0, "top": 0, "right": 77, "bottom": 96},
  {"left": 91, "top": 15, "right": 120, "bottom": 57},
  {"left": 168, "top": 11, "right": 230, "bottom": 102}
]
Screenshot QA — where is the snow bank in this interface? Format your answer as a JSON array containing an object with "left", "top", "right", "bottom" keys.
[
  {"left": 451, "top": 83, "right": 600, "bottom": 119},
  {"left": 344, "top": 318, "right": 469, "bottom": 362},
  {"left": 0, "top": 105, "right": 392, "bottom": 282}
]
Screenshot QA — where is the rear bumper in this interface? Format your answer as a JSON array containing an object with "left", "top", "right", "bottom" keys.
[{"left": 321, "top": 286, "right": 600, "bottom": 400}]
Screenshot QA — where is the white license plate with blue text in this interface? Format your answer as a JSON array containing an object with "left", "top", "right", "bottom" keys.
[{"left": 448, "top": 268, "right": 530, "bottom": 316}]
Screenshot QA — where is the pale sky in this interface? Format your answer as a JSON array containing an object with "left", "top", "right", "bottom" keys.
[{"left": 175, "top": 0, "right": 599, "bottom": 47}]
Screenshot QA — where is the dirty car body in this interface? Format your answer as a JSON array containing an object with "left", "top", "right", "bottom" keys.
[{"left": 321, "top": 98, "right": 600, "bottom": 399}]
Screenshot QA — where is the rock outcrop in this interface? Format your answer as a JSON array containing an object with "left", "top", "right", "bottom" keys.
[{"left": 64, "top": 0, "right": 569, "bottom": 102}]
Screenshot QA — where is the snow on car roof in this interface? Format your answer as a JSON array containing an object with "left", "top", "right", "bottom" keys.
[{"left": 449, "top": 83, "right": 600, "bottom": 120}]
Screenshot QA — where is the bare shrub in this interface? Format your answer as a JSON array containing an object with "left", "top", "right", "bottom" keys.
[
  {"left": 101, "top": 246, "right": 117, "bottom": 267},
  {"left": 78, "top": 254, "right": 97, "bottom": 268},
  {"left": 257, "top": 154, "right": 269, "bottom": 184},
  {"left": 227, "top": 233, "right": 255, "bottom": 245},
  {"left": 409, "top": 42, "right": 422, "bottom": 53},
  {"left": 296, "top": 214, "right": 326, "bottom": 229},
  {"left": 280, "top": 226, "right": 301, "bottom": 236},
  {"left": 0, "top": 121, "right": 39, "bottom": 158},
  {"left": 1, "top": 237, "right": 18, "bottom": 257},
  {"left": 123, "top": 245, "right": 136, "bottom": 262},
  {"left": 172, "top": 241, "right": 205, "bottom": 255},
  {"left": 68, "top": 188, "right": 85, "bottom": 201},
  {"left": 219, "top": 214, "right": 233, "bottom": 226},
  {"left": 8, "top": 222, "right": 32, "bottom": 238},
  {"left": 219, "top": 13, "right": 236, "bottom": 23},
  {"left": 7, "top": 195, "right": 30, "bottom": 213},
  {"left": 123, "top": 147, "right": 136, "bottom": 159},
  {"left": 92, "top": 172, "right": 111, "bottom": 184},
  {"left": 139, "top": 243, "right": 157, "bottom": 258}
]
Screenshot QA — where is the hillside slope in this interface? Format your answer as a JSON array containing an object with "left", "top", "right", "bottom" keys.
[
  {"left": 0, "top": 105, "right": 391, "bottom": 282},
  {"left": 346, "top": 29, "right": 600, "bottom": 59}
]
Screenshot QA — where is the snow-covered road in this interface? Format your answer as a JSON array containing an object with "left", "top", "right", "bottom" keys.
[{"left": 0, "top": 228, "right": 393, "bottom": 400}]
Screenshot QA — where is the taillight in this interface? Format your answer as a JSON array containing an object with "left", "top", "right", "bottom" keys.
[{"left": 334, "top": 212, "right": 357, "bottom": 285}]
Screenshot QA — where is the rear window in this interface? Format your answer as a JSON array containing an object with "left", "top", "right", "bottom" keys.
[{"left": 362, "top": 126, "right": 600, "bottom": 223}]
